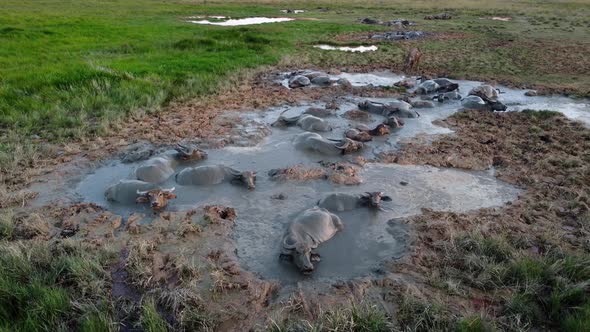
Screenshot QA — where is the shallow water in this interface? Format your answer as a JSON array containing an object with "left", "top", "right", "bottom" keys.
[
  {"left": 39, "top": 71, "right": 590, "bottom": 282},
  {"left": 67, "top": 94, "right": 523, "bottom": 283},
  {"left": 187, "top": 17, "right": 293, "bottom": 26},
  {"left": 280, "top": 72, "right": 590, "bottom": 125},
  {"left": 313, "top": 45, "right": 378, "bottom": 53}
]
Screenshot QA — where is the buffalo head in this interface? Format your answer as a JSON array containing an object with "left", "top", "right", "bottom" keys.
[
  {"left": 368, "top": 123, "right": 391, "bottom": 136},
  {"left": 229, "top": 169, "right": 257, "bottom": 190},
  {"left": 335, "top": 138, "right": 364, "bottom": 154},
  {"left": 175, "top": 144, "right": 208, "bottom": 161},
  {"left": 281, "top": 235, "right": 319, "bottom": 275},
  {"left": 360, "top": 191, "right": 392, "bottom": 208},
  {"left": 136, "top": 187, "right": 176, "bottom": 211}
]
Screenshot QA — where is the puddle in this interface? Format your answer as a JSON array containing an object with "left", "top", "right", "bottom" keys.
[
  {"left": 187, "top": 17, "right": 293, "bottom": 26},
  {"left": 313, "top": 44, "right": 378, "bottom": 53},
  {"left": 481, "top": 17, "right": 512, "bottom": 21}
]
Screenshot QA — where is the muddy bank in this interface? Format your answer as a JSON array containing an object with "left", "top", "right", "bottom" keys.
[{"left": 377, "top": 109, "right": 590, "bottom": 305}]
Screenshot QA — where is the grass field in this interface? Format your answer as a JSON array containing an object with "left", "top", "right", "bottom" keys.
[{"left": 1, "top": 0, "right": 589, "bottom": 142}]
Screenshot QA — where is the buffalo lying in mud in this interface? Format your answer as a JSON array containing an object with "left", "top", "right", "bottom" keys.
[
  {"left": 293, "top": 132, "right": 364, "bottom": 155},
  {"left": 280, "top": 207, "right": 343, "bottom": 274},
  {"left": 345, "top": 123, "right": 391, "bottom": 142},
  {"left": 415, "top": 78, "right": 459, "bottom": 95},
  {"left": 433, "top": 91, "right": 462, "bottom": 103},
  {"left": 317, "top": 192, "right": 392, "bottom": 211},
  {"left": 383, "top": 116, "right": 405, "bottom": 129},
  {"left": 105, "top": 179, "right": 176, "bottom": 210},
  {"left": 176, "top": 165, "right": 256, "bottom": 190},
  {"left": 358, "top": 100, "right": 419, "bottom": 118},
  {"left": 303, "top": 107, "right": 336, "bottom": 118},
  {"left": 135, "top": 144, "right": 207, "bottom": 183},
  {"left": 463, "top": 84, "right": 507, "bottom": 111},
  {"left": 272, "top": 113, "right": 332, "bottom": 132}
]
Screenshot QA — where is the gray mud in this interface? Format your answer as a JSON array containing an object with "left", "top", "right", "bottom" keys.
[
  {"left": 32, "top": 72, "right": 590, "bottom": 283},
  {"left": 280, "top": 72, "right": 590, "bottom": 125},
  {"left": 66, "top": 85, "right": 523, "bottom": 283}
]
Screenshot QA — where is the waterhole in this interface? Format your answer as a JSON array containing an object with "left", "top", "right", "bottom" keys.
[{"left": 43, "top": 72, "right": 590, "bottom": 282}]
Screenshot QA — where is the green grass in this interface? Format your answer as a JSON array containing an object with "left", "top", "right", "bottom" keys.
[
  {"left": 0, "top": 239, "right": 116, "bottom": 331},
  {"left": 269, "top": 303, "right": 392, "bottom": 332},
  {"left": 396, "top": 295, "right": 456, "bottom": 332},
  {"left": 141, "top": 299, "right": 169, "bottom": 332},
  {"left": 1, "top": 0, "right": 589, "bottom": 143},
  {"left": 0, "top": 0, "right": 377, "bottom": 140},
  {"left": 435, "top": 233, "right": 590, "bottom": 330}
]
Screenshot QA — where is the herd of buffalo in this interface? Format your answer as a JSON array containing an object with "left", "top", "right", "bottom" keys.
[{"left": 103, "top": 73, "right": 507, "bottom": 274}]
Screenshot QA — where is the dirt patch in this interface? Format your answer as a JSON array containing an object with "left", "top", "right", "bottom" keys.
[{"left": 268, "top": 160, "right": 363, "bottom": 185}]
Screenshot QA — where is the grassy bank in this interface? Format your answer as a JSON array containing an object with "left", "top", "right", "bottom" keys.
[{"left": 0, "top": 0, "right": 369, "bottom": 140}]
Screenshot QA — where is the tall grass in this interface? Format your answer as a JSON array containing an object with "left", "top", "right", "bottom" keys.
[{"left": 0, "top": 239, "right": 116, "bottom": 331}]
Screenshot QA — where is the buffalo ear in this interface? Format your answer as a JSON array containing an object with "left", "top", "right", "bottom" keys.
[
  {"left": 136, "top": 196, "right": 149, "bottom": 203},
  {"left": 163, "top": 192, "right": 177, "bottom": 199},
  {"left": 382, "top": 195, "right": 393, "bottom": 202}
]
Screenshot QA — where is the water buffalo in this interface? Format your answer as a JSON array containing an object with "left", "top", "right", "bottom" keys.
[
  {"left": 461, "top": 95, "right": 489, "bottom": 110},
  {"left": 411, "top": 100, "right": 435, "bottom": 108},
  {"left": 358, "top": 100, "right": 418, "bottom": 118},
  {"left": 135, "top": 144, "right": 207, "bottom": 183},
  {"left": 433, "top": 91, "right": 462, "bottom": 102},
  {"left": 433, "top": 78, "right": 459, "bottom": 93},
  {"left": 293, "top": 132, "right": 364, "bottom": 155},
  {"left": 469, "top": 84, "right": 499, "bottom": 101},
  {"left": 414, "top": 80, "right": 440, "bottom": 94},
  {"left": 280, "top": 207, "right": 343, "bottom": 274},
  {"left": 303, "top": 107, "right": 335, "bottom": 118},
  {"left": 383, "top": 116, "right": 405, "bottom": 128},
  {"left": 463, "top": 94, "right": 507, "bottom": 112},
  {"left": 272, "top": 113, "right": 332, "bottom": 132},
  {"left": 175, "top": 165, "right": 256, "bottom": 190},
  {"left": 310, "top": 75, "right": 332, "bottom": 86},
  {"left": 136, "top": 187, "right": 177, "bottom": 211},
  {"left": 317, "top": 192, "right": 392, "bottom": 211},
  {"left": 288, "top": 75, "right": 311, "bottom": 88},
  {"left": 345, "top": 123, "right": 391, "bottom": 142},
  {"left": 105, "top": 180, "right": 176, "bottom": 210}
]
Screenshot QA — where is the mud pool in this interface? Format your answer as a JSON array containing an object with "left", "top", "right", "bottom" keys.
[
  {"left": 280, "top": 71, "right": 590, "bottom": 125},
  {"left": 40, "top": 72, "right": 590, "bottom": 283}
]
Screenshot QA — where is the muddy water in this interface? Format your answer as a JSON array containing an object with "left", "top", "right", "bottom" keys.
[
  {"left": 71, "top": 93, "right": 522, "bottom": 283},
  {"left": 37, "top": 73, "right": 590, "bottom": 282},
  {"left": 280, "top": 72, "right": 590, "bottom": 125}
]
